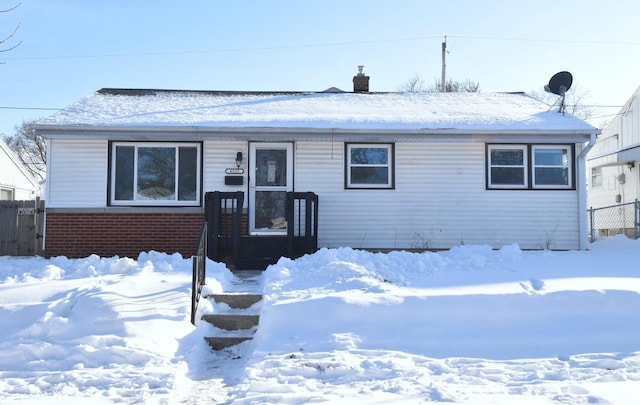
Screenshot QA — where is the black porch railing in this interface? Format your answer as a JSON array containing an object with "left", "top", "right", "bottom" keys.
[
  {"left": 204, "top": 191, "right": 318, "bottom": 269},
  {"left": 206, "top": 191, "right": 243, "bottom": 265},
  {"left": 191, "top": 222, "right": 207, "bottom": 325},
  {"left": 286, "top": 191, "right": 319, "bottom": 257}
]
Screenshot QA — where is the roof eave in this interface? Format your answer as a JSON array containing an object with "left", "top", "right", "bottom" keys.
[{"left": 34, "top": 124, "right": 598, "bottom": 139}]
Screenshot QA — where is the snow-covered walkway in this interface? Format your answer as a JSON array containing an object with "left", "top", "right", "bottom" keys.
[{"left": 1, "top": 237, "right": 639, "bottom": 403}]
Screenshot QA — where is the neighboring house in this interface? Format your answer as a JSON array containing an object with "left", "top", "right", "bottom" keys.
[
  {"left": 0, "top": 138, "right": 40, "bottom": 200},
  {"left": 586, "top": 86, "right": 640, "bottom": 237},
  {"left": 34, "top": 70, "right": 599, "bottom": 266}
]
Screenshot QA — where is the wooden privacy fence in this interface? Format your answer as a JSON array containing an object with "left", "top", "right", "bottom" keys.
[{"left": 0, "top": 199, "right": 44, "bottom": 256}]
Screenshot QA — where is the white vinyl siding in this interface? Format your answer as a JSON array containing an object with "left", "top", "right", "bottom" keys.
[
  {"left": 596, "top": 93, "right": 640, "bottom": 153},
  {"left": 0, "top": 141, "right": 39, "bottom": 199},
  {"left": 295, "top": 141, "right": 581, "bottom": 250},
  {"left": 44, "top": 137, "right": 582, "bottom": 249},
  {"left": 203, "top": 141, "right": 249, "bottom": 208},
  {"left": 586, "top": 88, "right": 640, "bottom": 208},
  {"left": 587, "top": 163, "right": 639, "bottom": 208},
  {"left": 48, "top": 139, "right": 247, "bottom": 209},
  {"left": 48, "top": 140, "right": 108, "bottom": 207}
]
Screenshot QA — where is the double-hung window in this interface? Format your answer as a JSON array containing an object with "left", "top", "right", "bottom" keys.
[
  {"left": 488, "top": 145, "right": 528, "bottom": 188},
  {"left": 487, "top": 144, "right": 573, "bottom": 190},
  {"left": 0, "top": 187, "right": 14, "bottom": 200},
  {"left": 110, "top": 142, "right": 201, "bottom": 206},
  {"left": 591, "top": 167, "right": 603, "bottom": 189},
  {"left": 532, "top": 146, "right": 571, "bottom": 188},
  {"left": 345, "top": 143, "right": 394, "bottom": 189}
]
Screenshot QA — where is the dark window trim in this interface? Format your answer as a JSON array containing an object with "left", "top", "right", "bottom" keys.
[
  {"left": 107, "top": 140, "right": 203, "bottom": 207},
  {"left": 486, "top": 143, "right": 576, "bottom": 191},
  {"left": 344, "top": 142, "right": 395, "bottom": 190}
]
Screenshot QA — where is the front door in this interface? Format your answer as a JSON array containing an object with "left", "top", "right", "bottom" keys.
[{"left": 249, "top": 143, "right": 293, "bottom": 235}]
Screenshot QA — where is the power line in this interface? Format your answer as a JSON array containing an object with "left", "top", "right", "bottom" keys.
[
  {"left": 566, "top": 104, "right": 624, "bottom": 108},
  {"left": 589, "top": 112, "right": 625, "bottom": 120},
  {"left": 4, "top": 33, "right": 637, "bottom": 62},
  {"left": 448, "top": 35, "right": 640, "bottom": 46},
  {"left": 1, "top": 35, "right": 442, "bottom": 61}
]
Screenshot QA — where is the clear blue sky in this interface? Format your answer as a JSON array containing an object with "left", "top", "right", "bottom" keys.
[{"left": 1, "top": 0, "right": 639, "bottom": 137}]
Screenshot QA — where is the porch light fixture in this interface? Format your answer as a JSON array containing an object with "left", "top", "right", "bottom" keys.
[
  {"left": 236, "top": 152, "right": 243, "bottom": 168},
  {"left": 627, "top": 161, "right": 635, "bottom": 170}
]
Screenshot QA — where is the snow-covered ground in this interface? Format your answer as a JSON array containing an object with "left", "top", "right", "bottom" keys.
[{"left": 1, "top": 236, "right": 639, "bottom": 404}]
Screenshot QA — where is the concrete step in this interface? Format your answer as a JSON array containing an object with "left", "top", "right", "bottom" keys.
[
  {"left": 202, "top": 314, "right": 260, "bottom": 331},
  {"left": 203, "top": 290, "right": 263, "bottom": 351},
  {"left": 207, "top": 293, "right": 262, "bottom": 309},
  {"left": 205, "top": 336, "right": 253, "bottom": 351}
]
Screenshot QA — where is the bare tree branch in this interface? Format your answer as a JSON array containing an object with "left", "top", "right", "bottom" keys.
[
  {"left": 4, "top": 119, "right": 47, "bottom": 181},
  {"left": 529, "top": 83, "right": 595, "bottom": 121},
  {"left": 428, "top": 77, "right": 480, "bottom": 93},
  {"left": 397, "top": 73, "right": 427, "bottom": 93},
  {"left": 398, "top": 74, "right": 480, "bottom": 93}
]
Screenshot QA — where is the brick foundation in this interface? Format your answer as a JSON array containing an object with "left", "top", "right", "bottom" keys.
[{"left": 44, "top": 212, "right": 205, "bottom": 259}]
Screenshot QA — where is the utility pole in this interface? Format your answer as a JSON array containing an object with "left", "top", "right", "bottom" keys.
[{"left": 441, "top": 36, "right": 447, "bottom": 92}]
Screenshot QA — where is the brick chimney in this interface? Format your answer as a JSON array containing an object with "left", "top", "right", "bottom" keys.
[{"left": 353, "top": 65, "right": 369, "bottom": 93}]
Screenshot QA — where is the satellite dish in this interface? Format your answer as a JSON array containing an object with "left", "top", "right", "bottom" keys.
[
  {"left": 544, "top": 71, "right": 573, "bottom": 95},
  {"left": 543, "top": 71, "right": 573, "bottom": 114}
]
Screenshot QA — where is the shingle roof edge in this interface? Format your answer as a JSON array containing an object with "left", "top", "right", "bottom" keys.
[{"left": 96, "top": 88, "right": 527, "bottom": 97}]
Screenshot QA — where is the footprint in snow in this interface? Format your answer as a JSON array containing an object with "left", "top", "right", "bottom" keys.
[{"left": 520, "top": 278, "right": 545, "bottom": 294}]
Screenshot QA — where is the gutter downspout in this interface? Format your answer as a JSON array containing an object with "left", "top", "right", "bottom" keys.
[{"left": 578, "top": 132, "right": 598, "bottom": 250}]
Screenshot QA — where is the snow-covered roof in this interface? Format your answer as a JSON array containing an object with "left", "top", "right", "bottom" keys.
[{"left": 37, "top": 88, "right": 598, "bottom": 134}]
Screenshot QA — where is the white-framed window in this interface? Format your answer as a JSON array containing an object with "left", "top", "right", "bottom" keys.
[
  {"left": 0, "top": 187, "right": 15, "bottom": 201},
  {"left": 487, "top": 145, "right": 528, "bottom": 188},
  {"left": 345, "top": 143, "right": 394, "bottom": 189},
  {"left": 110, "top": 142, "right": 201, "bottom": 206},
  {"left": 532, "top": 146, "right": 572, "bottom": 189},
  {"left": 591, "top": 167, "right": 603, "bottom": 189},
  {"left": 487, "top": 144, "right": 574, "bottom": 190}
]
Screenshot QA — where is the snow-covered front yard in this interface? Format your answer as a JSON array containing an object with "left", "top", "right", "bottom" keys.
[{"left": 1, "top": 236, "right": 639, "bottom": 404}]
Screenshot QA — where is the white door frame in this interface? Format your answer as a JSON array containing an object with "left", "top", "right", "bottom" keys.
[{"left": 249, "top": 142, "right": 294, "bottom": 235}]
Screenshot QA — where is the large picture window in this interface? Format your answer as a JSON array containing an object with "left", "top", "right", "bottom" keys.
[
  {"left": 345, "top": 143, "right": 394, "bottom": 189},
  {"left": 487, "top": 144, "right": 573, "bottom": 190},
  {"left": 110, "top": 142, "right": 201, "bottom": 205}
]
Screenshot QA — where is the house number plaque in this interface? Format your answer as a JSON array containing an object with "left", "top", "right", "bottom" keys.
[{"left": 225, "top": 168, "right": 245, "bottom": 174}]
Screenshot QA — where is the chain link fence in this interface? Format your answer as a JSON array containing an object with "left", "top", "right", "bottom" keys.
[{"left": 588, "top": 200, "right": 640, "bottom": 242}]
